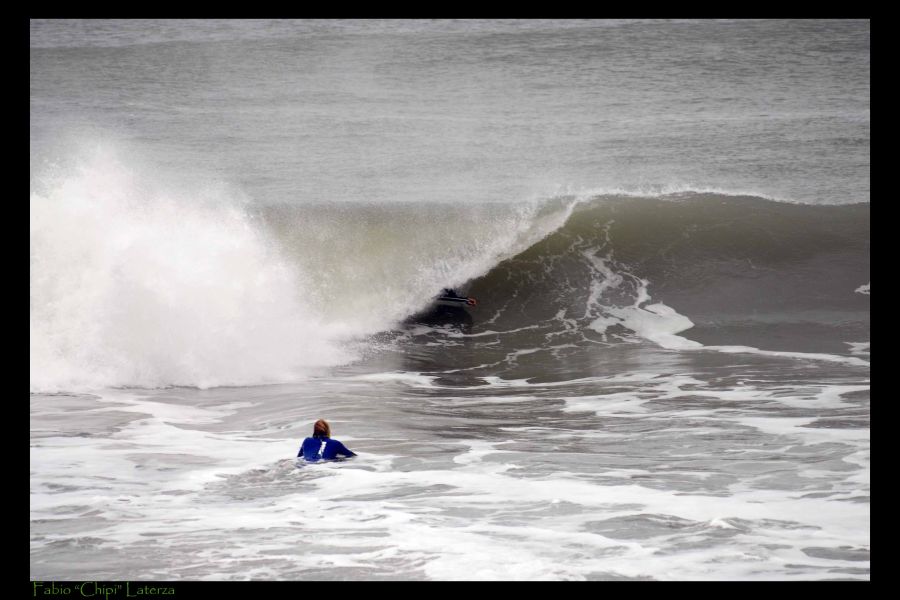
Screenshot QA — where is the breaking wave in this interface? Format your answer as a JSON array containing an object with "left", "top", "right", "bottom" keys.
[{"left": 30, "top": 150, "right": 869, "bottom": 392}]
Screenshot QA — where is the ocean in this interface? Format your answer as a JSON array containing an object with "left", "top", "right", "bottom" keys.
[{"left": 30, "top": 19, "right": 869, "bottom": 581}]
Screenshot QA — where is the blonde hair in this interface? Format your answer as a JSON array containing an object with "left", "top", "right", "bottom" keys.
[{"left": 313, "top": 419, "right": 331, "bottom": 438}]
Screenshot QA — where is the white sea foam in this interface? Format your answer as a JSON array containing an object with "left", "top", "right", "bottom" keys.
[
  {"left": 847, "top": 342, "right": 870, "bottom": 356},
  {"left": 346, "top": 372, "right": 440, "bottom": 387},
  {"left": 701, "top": 345, "right": 869, "bottom": 367},
  {"left": 30, "top": 372, "right": 869, "bottom": 581},
  {"left": 30, "top": 148, "right": 359, "bottom": 392}
]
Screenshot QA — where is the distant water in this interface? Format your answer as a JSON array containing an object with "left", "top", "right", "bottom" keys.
[{"left": 31, "top": 19, "right": 869, "bottom": 580}]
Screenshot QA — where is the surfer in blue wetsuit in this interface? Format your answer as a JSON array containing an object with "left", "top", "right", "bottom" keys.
[{"left": 298, "top": 419, "right": 356, "bottom": 462}]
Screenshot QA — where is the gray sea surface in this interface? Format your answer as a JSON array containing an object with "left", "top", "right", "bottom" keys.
[{"left": 30, "top": 19, "right": 869, "bottom": 580}]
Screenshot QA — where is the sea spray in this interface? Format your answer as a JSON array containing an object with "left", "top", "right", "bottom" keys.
[{"left": 30, "top": 149, "right": 353, "bottom": 391}]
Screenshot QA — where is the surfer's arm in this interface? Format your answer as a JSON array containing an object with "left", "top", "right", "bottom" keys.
[{"left": 334, "top": 441, "right": 356, "bottom": 458}]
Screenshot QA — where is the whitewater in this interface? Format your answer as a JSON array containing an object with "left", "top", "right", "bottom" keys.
[{"left": 31, "top": 19, "right": 869, "bottom": 581}]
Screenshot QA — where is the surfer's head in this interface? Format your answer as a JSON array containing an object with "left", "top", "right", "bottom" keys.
[{"left": 313, "top": 419, "right": 331, "bottom": 438}]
